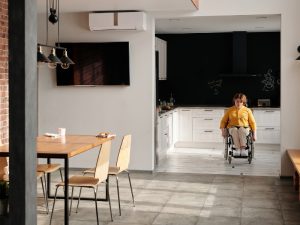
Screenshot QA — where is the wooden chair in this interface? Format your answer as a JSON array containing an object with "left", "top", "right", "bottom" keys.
[
  {"left": 50, "top": 140, "right": 113, "bottom": 225},
  {"left": 37, "top": 162, "right": 63, "bottom": 214},
  {"left": 82, "top": 134, "right": 134, "bottom": 216},
  {"left": 0, "top": 158, "right": 48, "bottom": 212}
]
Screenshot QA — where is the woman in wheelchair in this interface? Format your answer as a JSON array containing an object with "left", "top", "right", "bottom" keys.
[{"left": 220, "top": 93, "right": 257, "bottom": 158}]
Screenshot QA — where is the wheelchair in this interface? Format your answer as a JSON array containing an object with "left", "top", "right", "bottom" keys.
[{"left": 224, "top": 128, "right": 254, "bottom": 164}]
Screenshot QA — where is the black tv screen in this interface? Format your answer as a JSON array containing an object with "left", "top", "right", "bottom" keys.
[{"left": 56, "top": 42, "right": 130, "bottom": 86}]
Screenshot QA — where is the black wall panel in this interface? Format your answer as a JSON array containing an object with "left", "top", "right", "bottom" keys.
[{"left": 156, "top": 32, "right": 280, "bottom": 107}]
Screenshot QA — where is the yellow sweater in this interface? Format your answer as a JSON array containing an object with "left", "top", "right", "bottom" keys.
[{"left": 220, "top": 106, "right": 256, "bottom": 131}]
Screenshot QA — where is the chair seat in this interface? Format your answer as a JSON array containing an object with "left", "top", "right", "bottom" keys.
[
  {"left": 83, "top": 166, "right": 121, "bottom": 175},
  {"left": 36, "top": 171, "right": 43, "bottom": 179},
  {"left": 57, "top": 175, "right": 99, "bottom": 188},
  {"left": 37, "top": 164, "right": 61, "bottom": 173},
  {"left": 108, "top": 166, "right": 121, "bottom": 175}
]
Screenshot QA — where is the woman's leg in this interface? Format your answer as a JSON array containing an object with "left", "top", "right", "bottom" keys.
[
  {"left": 238, "top": 127, "right": 250, "bottom": 148},
  {"left": 229, "top": 127, "right": 240, "bottom": 149}
]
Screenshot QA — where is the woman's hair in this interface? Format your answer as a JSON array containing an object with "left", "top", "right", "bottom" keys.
[{"left": 232, "top": 93, "right": 247, "bottom": 106}]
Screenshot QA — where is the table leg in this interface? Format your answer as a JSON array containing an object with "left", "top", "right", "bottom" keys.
[
  {"left": 293, "top": 170, "right": 299, "bottom": 191},
  {"left": 47, "top": 158, "right": 51, "bottom": 197},
  {"left": 64, "top": 157, "right": 69, "bottom": 225}
]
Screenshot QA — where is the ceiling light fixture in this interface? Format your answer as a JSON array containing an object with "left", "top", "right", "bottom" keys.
[{"left": 37, "top": 0, "right": 74, "bottom": 69}]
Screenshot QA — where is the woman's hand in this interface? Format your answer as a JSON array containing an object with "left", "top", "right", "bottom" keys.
[
  {"left": 252, "top": 131, "right": 257, "bottom": 141},
  {"left": 221, "top": 128, "right": 227, "bottom": 138}
]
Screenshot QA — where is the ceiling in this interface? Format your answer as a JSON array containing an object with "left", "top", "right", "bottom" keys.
[
  {"left": 155, "top": 14, "right": 281, "bottom": 34},
  {"left": 36, "top": 0, "right": 197, "bottom": 13}
]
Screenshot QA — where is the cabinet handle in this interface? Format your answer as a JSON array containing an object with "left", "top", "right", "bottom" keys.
[
  {"left": 204, "top": 109, "right": 213, "bottom": 112},
  {"left": 164, "top": 133, "right": 168, "bottom": 135},
  {"left": 265, "top": 128, "right": 275, "bottom": 130},
  {"left": 265, "top": 110, "right": 275, "bottom": 113},
  {"left": 204, "top": 130, "right": 213, "bottom": 133},
  {"left": 204, "top": 118, "right": 213, "bottom": 120},
  {"left": 182, "top": 110, "right": 191, "bottom": 111}
]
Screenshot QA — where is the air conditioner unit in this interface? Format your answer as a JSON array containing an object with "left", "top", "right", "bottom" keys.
[{"left": 89, "top": 12, "right": 147, "bottom": 31}]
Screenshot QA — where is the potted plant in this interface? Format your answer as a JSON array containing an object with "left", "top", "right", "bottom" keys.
[{"left": 0, "top": 180, "right": 8, "bottom": 216}]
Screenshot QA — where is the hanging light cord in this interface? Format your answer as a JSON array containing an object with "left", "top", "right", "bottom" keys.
[
  {"left": 46, "top": 0, "right": 48, "bottom": 45},
  {"left": 57, "top": 0, "right": 60, "bottom": 47}
]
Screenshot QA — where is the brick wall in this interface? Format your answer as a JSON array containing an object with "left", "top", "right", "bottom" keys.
[{"left": 0, "top": 0, "right": 8, "bottom": 145}]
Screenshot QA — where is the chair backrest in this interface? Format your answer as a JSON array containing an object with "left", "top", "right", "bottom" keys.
[
  {"left": 94, "top": 140, "right": 112, "bottom": 183},
  {"left": 116, "top": 134, "right": 132, "bottom": 172}
]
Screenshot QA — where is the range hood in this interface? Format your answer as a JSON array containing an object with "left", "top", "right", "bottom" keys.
[{"left": 219, "top": 32, "right": 258, "bottom": 77}]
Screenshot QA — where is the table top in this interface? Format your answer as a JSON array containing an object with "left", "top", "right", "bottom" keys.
[
  {"left": 287, "top": 149, "right": 300, "bottom": 166},
  {"left": 0, "top": 135, "right": 114, "bottom": 158}
]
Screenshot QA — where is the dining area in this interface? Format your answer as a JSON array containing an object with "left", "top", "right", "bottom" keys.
[{"left": 0, "top": 133, "right": 134, "bottom": 225}]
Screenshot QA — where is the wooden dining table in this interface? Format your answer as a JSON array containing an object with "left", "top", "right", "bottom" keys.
[{"left": 0, "top": 134, "right": 114, "bottom": 225}]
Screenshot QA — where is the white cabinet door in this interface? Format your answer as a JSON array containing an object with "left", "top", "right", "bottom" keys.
[
  {"left": 193, "top": 129, "right": 223, "bottom": 143},
  {"left": 167, "top": 113, "right": 173, "bottom": 148},
  {"left": 179, "top": 109, "right": 192, "bottom": 142},
  {"left": 172, "top": 110, "right": 179, "bottom": 144},
  {"left": 253, "top": 108, "right": 280, "bottom": 144},
  {"left": 253, "top": 109, "right": 280, "bottom": 127},
  {"left": 256, "top": 127, "right": 280, "bottom": 144},
  {"left": 155, "top": 37, "right": 167, "bottom": 80}
]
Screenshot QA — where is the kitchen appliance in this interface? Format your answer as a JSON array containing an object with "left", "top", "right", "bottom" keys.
[{"left": 257, "top": 99, "right": 271, "bottom": 107}]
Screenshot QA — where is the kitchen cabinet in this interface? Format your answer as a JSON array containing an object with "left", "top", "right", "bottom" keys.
[
  {"left": 192, "top": 108, "right": 224, "bottom": 143},
  {"left": 155, "top": 37, "right": 167, "bottom": 80},
  {"left": 172, "top": 109, "right": 179, "bottom": 144},
  {"left": 156, "top": 111, "right": 173, "bottom": 163},
  {"left": 253, "top": 108, "right": 280, "bottom": 144},
  {"left": 178, "top": 109, "right": 192, "bottom": 142}
]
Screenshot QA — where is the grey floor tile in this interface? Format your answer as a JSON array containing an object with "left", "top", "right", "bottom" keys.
[
  {"left": 152, "top": 213, "right": 198, "bottom": 225},
  {"left": 242, "top": 198, "right": 280, "bottom": 209},
  {"left": 282, "top": 209, "right": 300, "bottom": 222},
  {"left": 166, "top": 192, "right": 207, "bottom": 207},
  {"left": 243, "top": 184, "right": 276, "bottom": 192},
  {"left": 209, "top": 187, "right": 243, "bottom": 197},
  {"left": 242, "top": 190, "right": 277, "bottom": 200},
  {"left": 280, "top": 201, "right": 300, "bottom": 210},
  {"left": 196, "top": 216, "right": 240, "bottom": 225},
  {"left": 241, "top": 207, "right": 283, "bottom": 221},
  {"left": 241, "top": 218, "right": 283, "bottom": 225},
  {"left": 204, "top": 195, "right": 242, "bottom": 208},
  {"left": 161, "top": 204, "right": 202, "bottom": 216},
  {"left": 200, "top": 206, "right": 241, "bottom": 218},
  {"left": 112, "top": 211, "right": 159, "bottom": 225}
]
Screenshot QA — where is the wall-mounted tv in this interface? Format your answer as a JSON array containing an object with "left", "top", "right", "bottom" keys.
[{"left": 56, "top": 42, "right": 130, "bottom": 86}]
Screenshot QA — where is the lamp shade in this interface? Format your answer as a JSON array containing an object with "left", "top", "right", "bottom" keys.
[
  {"left": 60, "top": 49, "right": 75, "bottom": 64},
  {"left": 37, "top": 46, "right": 50, "bottom": 63},
  {"left": 48, "top": 48, "right": 62, "bottom": 64}
]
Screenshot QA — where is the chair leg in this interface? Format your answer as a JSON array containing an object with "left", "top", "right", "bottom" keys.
[
  {"left": 49, "top": 186, "right": 59, "bottom": 225},
  {"left": 59, "top": 168, "right": 64, "bottom": 182},
  {"left": 76, "top": 187, "right": 82, "bottom": 213},
  {"left": 40, "top": 176, "right": 49, "bottom": 214},
  {"left": 43, "top": 173, "right": 50, "bottom": 211},
  {"left": 126, "top": 170, "right": 135, "bottom": 207},
  {"left": 93, "top": 187, "right": 99, "bottom": 225},
  {"left": 69, "top": 186, "right": 74, "bottom": 216},
  {"left": 115, "top": 175, "right": 121, "bottom": 216},
  {"left": 107, "top": 180, "right": 113, "bottom": 221}
]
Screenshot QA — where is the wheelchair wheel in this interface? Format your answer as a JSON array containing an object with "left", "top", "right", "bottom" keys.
[
  {"left": 248, "top": 156, "right": 252, "bottom": 164},
  {"left": 228, "top": 156, "right": 232, "bottom": 164},
  {"left": 224, "top": 139, "right": 228, "bottom": 159}
]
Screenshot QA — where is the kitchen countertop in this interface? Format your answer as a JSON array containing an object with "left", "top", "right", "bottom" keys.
[{"left": 157, "top": 105, "right": 280, "bottom": 116}]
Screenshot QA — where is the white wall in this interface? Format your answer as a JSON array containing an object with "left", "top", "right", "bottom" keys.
[
  {"left": 37, "top": 13, "right": 155, "bottom": 170},
  {"left": 154, "top": 0, "right": 300, "bottom": 176}
]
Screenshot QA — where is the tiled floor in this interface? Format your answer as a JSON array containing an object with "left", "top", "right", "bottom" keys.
[
  {"left": 37, "top": 171, "right": 300, "bottom": 225},
  {"left": 156, "top": 143, "right": 280, "bottom": 176}
]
